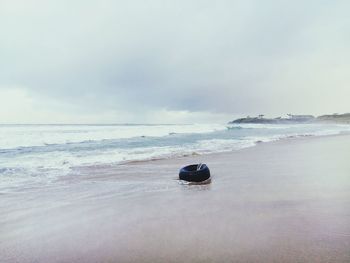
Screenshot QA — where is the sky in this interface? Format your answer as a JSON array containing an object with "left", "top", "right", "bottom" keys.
[{"left": 1, "top": 0, "right": 349, "bottom": 124}]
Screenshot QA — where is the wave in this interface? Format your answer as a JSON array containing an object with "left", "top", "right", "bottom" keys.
[
  {"left": 1, "top": 123, "right": 350, "bottom": 185},
  {"left": 0, "top": 123, "right": 227, "bottom": 149}
]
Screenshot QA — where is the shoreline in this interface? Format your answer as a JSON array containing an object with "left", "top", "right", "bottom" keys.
[
  {"left": 1, "top": 134, "right": 350, "bottom": 262},
  {"left": 120, "top": 132, "right": 350, "bottom": 166}
]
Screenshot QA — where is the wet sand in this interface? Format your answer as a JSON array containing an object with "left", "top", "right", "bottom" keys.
[{"left": 1, "top": 135, "right": 350, "bottom": 262}]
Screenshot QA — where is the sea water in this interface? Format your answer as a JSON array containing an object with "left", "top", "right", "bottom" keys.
[{"left": 0, "top": 123, "right": 349, "bottom": 187}]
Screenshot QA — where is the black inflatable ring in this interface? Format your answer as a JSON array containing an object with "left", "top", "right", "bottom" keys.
[{"left": 179, "top": 163, "right": 210, "bottom": 182}]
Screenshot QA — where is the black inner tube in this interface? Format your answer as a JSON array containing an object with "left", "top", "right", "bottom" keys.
[{"left": 179, "top": 164, "right": 210, "bottom": 182}]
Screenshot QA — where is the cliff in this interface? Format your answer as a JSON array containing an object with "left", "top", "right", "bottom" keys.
[
  {"left": 229, "top": 115, "right": 315, "bottom": 124},
  {"left": 229, "top": 113, "right": 350, "bottom": 125},
  {"left": 316, "top": 113, "right": 350, "bottom": 124}
]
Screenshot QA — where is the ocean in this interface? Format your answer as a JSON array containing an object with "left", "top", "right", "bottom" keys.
[{"left": 1, "top": 123, "right": 350, "bottom": 188}]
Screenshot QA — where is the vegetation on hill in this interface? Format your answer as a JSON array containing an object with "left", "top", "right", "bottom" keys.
[{"left": 229, "top": 113, "right": 350, "bottom": 124}]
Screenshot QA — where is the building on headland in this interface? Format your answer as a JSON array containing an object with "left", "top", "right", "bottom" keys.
[
  {"left": 229, "top": 114, "right": 315, "bottom": 124},
  {"left": 229, "top": 113, "right": 350, "bottom": 125}
]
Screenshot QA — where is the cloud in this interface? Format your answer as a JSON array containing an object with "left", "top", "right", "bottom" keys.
[
  {"left": 1, "top": 0, "right": 349, "bottom": 123},
  {"left": 0, "top": 86, "right": 232, "bottom": 124}
]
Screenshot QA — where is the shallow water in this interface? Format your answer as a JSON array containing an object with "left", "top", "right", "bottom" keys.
[{"left": 1, "top": 123, "right": 350, "bottom": 190}]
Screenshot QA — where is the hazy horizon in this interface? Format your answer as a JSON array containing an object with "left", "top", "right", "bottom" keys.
[
  {"left": 0, "top": 111, "right": 348, "bottom": 125},
  {"left": 1, "top": 0, "right": 349, "bottom": 124}
]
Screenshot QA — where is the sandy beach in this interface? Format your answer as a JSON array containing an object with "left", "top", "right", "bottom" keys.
[{"left": 1, "top": 134, "right": 350, "bottom": 263}]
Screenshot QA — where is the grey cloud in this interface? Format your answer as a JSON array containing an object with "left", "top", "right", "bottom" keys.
[{"left": 1, "top": 0, "right": 350, "bottom": 119}]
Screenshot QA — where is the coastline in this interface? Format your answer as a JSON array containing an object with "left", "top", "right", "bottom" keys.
[
  {"left": 120, "top": 131, "right": 350, "bottom": 166},
  {"left": 1, "top": 134, "right": 350, "bottom": 262}
]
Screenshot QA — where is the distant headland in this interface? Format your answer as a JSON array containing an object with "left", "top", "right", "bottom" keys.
[{"left": 229, "top": 113, "right": 350, "bottom": 124}]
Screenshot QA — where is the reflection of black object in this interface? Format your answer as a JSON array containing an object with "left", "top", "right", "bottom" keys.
[{"left": 179, "top": 164, "right": 210, "bottom": 182}]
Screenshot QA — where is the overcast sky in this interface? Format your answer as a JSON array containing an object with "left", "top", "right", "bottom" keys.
[{"left": 1, "top": 0, "right": 349, "bottom": 123}]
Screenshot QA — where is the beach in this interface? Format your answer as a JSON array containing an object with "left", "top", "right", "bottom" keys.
[{"left": 1, "top": 134, "right": 350, "bottom": 263}]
